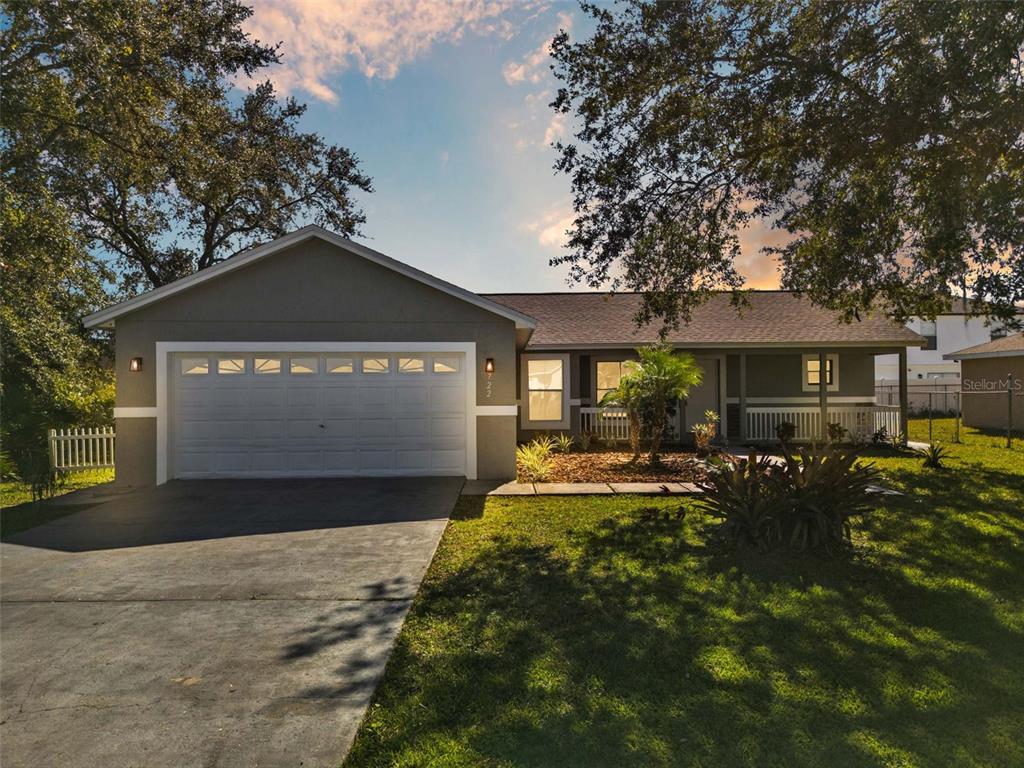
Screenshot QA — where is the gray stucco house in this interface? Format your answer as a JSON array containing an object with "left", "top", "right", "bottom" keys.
[{"left": 85, "top": 225, "right": 922, "bottom": 487}]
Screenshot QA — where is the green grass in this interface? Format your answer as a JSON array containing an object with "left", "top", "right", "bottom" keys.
[
  {"left": 1, "top": 468, "right": 114, "bottom": 538},
  {"left": 345, "top": 420, "right": 1024, "bottom": 768}
]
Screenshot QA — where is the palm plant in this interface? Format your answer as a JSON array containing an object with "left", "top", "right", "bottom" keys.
[
  {"left": 915, "top": 442, "right": 949, "bottom": 469},
  {"left": 600, "top": 344, "right": 704, "bottom": 464}
]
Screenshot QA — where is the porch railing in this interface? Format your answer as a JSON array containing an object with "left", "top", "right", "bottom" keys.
[
  {"left": 579, "top": 407, "right": 630, "bottom": 442},
  {"left": 48, "top": 427, "right": 116, "bottom": 471},
  {"left": 745, "top": 405, "right": 900, "bottom": 442}
]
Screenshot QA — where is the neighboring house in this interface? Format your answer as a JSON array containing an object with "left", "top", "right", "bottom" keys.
[
  {"left": 875, "top": 299, "right": 1023, "bottom": 383},
  {"left": 943, "top": 333, "right": 1024, "bottom": 433},
  {"left": 84, "top": 226, "right": 922, "bottom": 486}
]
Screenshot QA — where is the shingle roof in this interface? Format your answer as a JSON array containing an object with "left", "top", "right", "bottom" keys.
[
  {"left": 483, "top": 291, "right": 923, "bottom": 349},
  {"left": 944, "top": 332, "right": 1024, "bottom": 360}
]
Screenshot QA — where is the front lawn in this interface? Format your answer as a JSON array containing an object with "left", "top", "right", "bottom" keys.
[
  {"left": 1, "top": 468, "right": 114, "bottom": 538},
  {"left": 345, "top": 421, "right": 1024, "bottom": 767}
]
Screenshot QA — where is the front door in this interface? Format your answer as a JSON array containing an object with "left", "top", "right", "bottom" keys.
[{"left": 682, "top": 357, "right": 720, "bottom": 436}]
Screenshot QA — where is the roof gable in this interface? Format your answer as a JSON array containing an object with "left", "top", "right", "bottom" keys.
[{"left": 84, "top": 226, "right": 536, "bottom": 330}]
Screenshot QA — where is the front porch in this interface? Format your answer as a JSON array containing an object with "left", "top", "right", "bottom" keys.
[{"left": 575, "top": 348, "right": 911, "bottom": 445}]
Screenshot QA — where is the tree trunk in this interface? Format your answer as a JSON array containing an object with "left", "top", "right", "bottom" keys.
[{"left": 628, "top": 412, "right": 642, "bottom": 462}]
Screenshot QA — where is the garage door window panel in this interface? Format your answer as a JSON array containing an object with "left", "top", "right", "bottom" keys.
[
  {"left": 362, "top": 356, "right": 390, "bottom": 374},
  {"left": 254, "top": 357, "right": 281, "bottom": 375},
  {"left": 290, "top": 357, "right": 318, "bottom": 375},
  {"left": 433, "top": 356, "right": 461, "bottom": 374},
  {"left": 399, "top": 356, "right": 425, "bottom": 374},
  {"left": 327, "top": 357, "right": 354, "bottom": 374},
  {"left": 218, "top": 357, "right": 246, "bottom": 375},
  {"left": 181, "top": 357, "right": 209, "bottom": 376}
]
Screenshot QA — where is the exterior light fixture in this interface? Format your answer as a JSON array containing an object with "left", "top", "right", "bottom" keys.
[
  {"left": 484, "top": 358, "right": 495, "bottom": 374},
  {"left": 129, "top": 357, "right": 143, "bottom": 372}
]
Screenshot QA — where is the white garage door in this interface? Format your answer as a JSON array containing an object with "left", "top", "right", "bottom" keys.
[{"left": 171, "top": 351, "right": 467, "bottom": 478}]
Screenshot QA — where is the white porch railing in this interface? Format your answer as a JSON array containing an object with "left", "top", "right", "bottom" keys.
[
  {"left": 580, "top": 407, "right": 630, "bottom": 442},
  {"left": 48, "top": 427, "right": 116, "bottom": 471},
  {"left": 745, "top": 405, "right": 901, "bottom": 442}
]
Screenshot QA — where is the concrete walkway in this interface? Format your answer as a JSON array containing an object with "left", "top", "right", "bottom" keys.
[
  {"left": 1, "top": 477, "right": 461, "bottom": 768},
  {"left": 463, "top": 480, "right": 702, "bottom": 496}
]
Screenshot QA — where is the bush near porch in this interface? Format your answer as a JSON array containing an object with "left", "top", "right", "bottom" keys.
[{"left": 345, "top": 420, "right": 1024, "bottom": 767}]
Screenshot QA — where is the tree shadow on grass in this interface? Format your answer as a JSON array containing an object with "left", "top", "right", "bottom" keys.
[{"left": 344, "top": 495, "right": 1024, "bottom": 768}]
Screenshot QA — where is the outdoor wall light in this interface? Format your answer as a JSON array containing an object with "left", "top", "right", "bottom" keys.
[
  {"left": 485, "top": 358, "right": 495, "bottom": 374},
  {"left": 129, "top": 357, "right": 143, "bottom": 372}
]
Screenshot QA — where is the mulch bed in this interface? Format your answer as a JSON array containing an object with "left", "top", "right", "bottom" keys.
[{"left": 534, "top": 449, "right": 711, "bottom": 484}]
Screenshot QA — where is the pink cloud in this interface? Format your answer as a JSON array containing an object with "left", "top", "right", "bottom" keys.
[{"left": 245, "top": 0, "right": 532, "bottom": 102}]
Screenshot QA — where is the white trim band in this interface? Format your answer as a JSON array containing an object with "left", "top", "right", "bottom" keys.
[
  {"left": 114, "top": 407, "right": 158, "bottom": 418},
  {"left": 475, "top": 405, "right": 518, "bottom": 416}
]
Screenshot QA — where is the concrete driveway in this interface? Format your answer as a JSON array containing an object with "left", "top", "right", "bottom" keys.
[{"left": 0, "top": 477, "right": 461, "bottom": 768}]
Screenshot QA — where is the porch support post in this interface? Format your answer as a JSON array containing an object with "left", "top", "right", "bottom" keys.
[
  {"left": 898, "top": 347, "right": 909, "bottom": 444},
  {"left": 818, "top": 350, "right": 828, "bottom": 441},
  {"left": 738, "top": 353, "right": 748, "bottom": 443}
]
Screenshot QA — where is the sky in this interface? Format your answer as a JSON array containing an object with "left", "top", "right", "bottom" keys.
[{"left": 240, "top": 0, "right": 783, "bottom": 294}]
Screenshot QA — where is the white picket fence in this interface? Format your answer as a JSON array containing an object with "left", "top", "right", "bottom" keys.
[
  {"left": 48, "top": 427, "right": 116, "bottom": 471},
  {"left": 579, "top": 407, "right": 631, "bottom": 442},
  {"left": 745, "top": 406, "right": 901, "bottom": 442}
]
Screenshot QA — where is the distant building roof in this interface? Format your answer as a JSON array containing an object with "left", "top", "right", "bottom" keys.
[
  {"left": 944, "top": 332, "right": 1024, "bottom": 360},
  {"left": 484, "top": 291, "right": 923, "bottom": 349}
]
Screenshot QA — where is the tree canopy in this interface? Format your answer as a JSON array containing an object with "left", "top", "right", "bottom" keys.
[
  {"left": 2, "top": 0, "right": 372, "bottom": 292},
  {"left": 551, "top": 0, "right": 1024, "bottom": 328},
  {"left": 0, "top": 0, "right": 372, "bottom": 473}
]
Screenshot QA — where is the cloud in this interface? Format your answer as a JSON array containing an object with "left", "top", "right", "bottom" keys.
[
  {"left": 524, "top": 204, "right": 575, "bottom": 250},
  {"left": 245, "top": 0, "right": 530, "bottom": 102},
  {"left": 502, "top": 11, "right": 572, "bottom": 86},
  {"left": 543, "top": 113, "right": 567, "bottom": 145}
]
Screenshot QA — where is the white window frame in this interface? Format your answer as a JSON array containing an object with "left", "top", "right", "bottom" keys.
[
  {"left": 802, "top": 353, "right": 840, "bottom": 392},
  {"left": 520, "top": 353, "right": 570, "bottom": 429}
]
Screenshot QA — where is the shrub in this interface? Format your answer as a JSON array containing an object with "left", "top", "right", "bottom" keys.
[
  {"left": 916, "top": 442, "right": 949, "bottom": 469},
  {"left": 692, "top": 410, "right": 719, "bottom": 457},
  {"left": 775, "top": 421, "right": 797, "bottom": 445},
  {"left": 698, "top": 445, "right": 881, "bottom": 554},
  {"left": 516, "top": 439, "right": 553, "bottom": 482},
  {"left": 578, "top": 430, "right": 596, "bottom": 451},
  {"left": 697, "top": 451, "right": 780, "bottom": 550},
  {"left": 826, "top": 422, "right": 847, "bottom": 443},
  {"left": 773, "top": 445, "right": 881, "bottom": 552},
  {"left": 553, "top": 433, "right": 575, "bottom": 454}
]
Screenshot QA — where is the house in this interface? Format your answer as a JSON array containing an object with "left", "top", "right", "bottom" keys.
[
  {"left": 943, "top": 333, "right": 1024, "bottom": 433},
  {"left": 874, "top": 299, "right": 1023, "bottom": 383},
  {"left": 84, "top": 226, "right": 922, "bottom": 486}
]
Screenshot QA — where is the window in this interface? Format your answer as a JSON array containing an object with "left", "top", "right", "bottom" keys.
[
  {"left": 398, "top": 356, "right": 425, "bottom": 374},
  {"left": 432, "top": 356, "right": 460, "bottom": 373},
  {"left": 362, "top": 356, "right": 390, "bottom": 374},
  {"left": 920, "top": 320, "right": 937, "bottom": 351},
  {"left": 326, "top": 357, "right": 354, "bottom": 374},
  {"left": 596, "top": 361, "right": 630, "bottom": 404},
  {"left": 289, "top": 357, "right": 317, "bottom": 375},
  {"left": 180, "top": 357, "right": 209, "bottom": 375},
  {"left": 802, "top": 354, "right": 839, "bottom": 392},
  {"left": 526, "top": 357, "right": 564, "bottom": 422},
  {"left": 217, "top": 357, "right": 245, "bottom": 375},
  {"left": 254, "top": 357, "right": 281, "bottom": 375}
]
